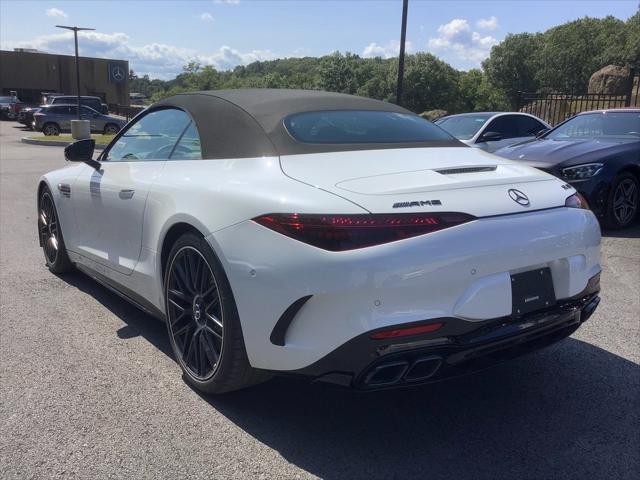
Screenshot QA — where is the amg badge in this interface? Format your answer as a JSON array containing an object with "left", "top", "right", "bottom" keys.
[{"left": 392, "top": 200, "right": 442, "bottom": 208}]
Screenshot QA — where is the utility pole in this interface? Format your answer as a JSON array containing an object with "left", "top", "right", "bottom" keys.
[
  {"left": 395, "top": 0, "right": 409, "bottom": 105},
  {"left": 55, "top": 25, "right": 95, "bottom": 120}
]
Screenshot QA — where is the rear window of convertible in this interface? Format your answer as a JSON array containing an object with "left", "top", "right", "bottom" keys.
[{"left": 284, "top": 110, "right": 454, "bottom": 144}]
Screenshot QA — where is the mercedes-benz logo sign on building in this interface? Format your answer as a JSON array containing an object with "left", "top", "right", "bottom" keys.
[
  {"left": 508, "top": 189, "right": 530, "bottom": 206},
  {"left": 112, "top": 66, "right": 125, "bottom": 81},
  {"left": 108, "top": 62, "right": 127, "bottom": 84}
]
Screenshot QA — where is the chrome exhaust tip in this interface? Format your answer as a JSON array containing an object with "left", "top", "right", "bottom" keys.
[{"left": 404, "top": 356, "right": 442, "bottom": 382}]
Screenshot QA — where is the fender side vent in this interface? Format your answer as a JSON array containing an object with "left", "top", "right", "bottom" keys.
[
  {"left": 270, "top": 295, "right": 312, "bottom": 346},
  {"left": 435, "top": 166, "right": 497, "bottom": 175}
]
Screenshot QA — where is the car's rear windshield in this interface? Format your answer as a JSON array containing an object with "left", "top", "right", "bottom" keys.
[
  {"left": 283, "top": 110, "right": 454, "bottom": 144},
  {"left": 435, "top": 114, "right": 493, "bottom": 140},
  {"left": 0, "top": 96, "right": 15, "bottom": 103}
]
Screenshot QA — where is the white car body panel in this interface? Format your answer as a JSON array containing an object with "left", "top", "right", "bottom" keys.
[
  {"left": 71, "top": 161, "right": 166, "bottom": 274},
  {"left": 280, "top": 147, "right": 569, "bottom": 216}
]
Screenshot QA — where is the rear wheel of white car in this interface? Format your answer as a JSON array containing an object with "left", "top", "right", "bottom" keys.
[
  {"left": 38, "top": 186, "right": 73, "bottom": 273},
  {"left": 103, "top": 123, "right": 119, "bottom": 135},
  {"left": 604, "top": 172, "right": 639, "bottom": 229},
  {"left": 42, "top": 123, "right": 60, "bottom": 136},
  {"left": 164, "top": 233, "right": 269, "bottom": 394}
]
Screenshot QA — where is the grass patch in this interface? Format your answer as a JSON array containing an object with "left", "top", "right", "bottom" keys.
[{"left": 26, "top": 134, "right": 115, "bottom": 146}]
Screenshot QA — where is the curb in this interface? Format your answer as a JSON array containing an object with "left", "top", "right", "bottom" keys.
[{"left": 21, "top": 137, "right": 107, "bottom": 150}]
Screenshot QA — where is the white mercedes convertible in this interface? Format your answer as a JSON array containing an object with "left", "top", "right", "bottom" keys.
[{"left": 37, "top": 89, "right": 601, "bottom": 393}]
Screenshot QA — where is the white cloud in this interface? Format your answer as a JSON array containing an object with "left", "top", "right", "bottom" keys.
[
  {"left": 362, "top": 40, "right": 413, "bottom": 59},
  {"left": 476, "top": 16, "right": 498, "bottom": 31},
  {"left": 46, "top": 7, "right": 67, "bottom": 18},
  {"left": 427, "top": 18, "right": 498, "bottom": 68},
  {"left": 199, "top": 12, "right": 214, "bottom": 22},
  {"left": 214, "top": 0, "right": 240, "bottom": 4},
  {"left": 2, "top": 31, "right": 276, "bottom": 79},
  {"left": 206, "top": 45, "right": 276, "bottom": 70}
]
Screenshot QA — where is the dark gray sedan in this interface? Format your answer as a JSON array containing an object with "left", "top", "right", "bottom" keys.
[{"left": 33, "top": 104, "right": 126, "bottom": 136}]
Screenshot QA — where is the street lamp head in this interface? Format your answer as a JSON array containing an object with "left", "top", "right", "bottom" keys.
[{"left": 55, "top": 25, "right": 96, "bottom": 32}]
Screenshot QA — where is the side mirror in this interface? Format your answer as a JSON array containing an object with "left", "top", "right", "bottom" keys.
[
  {"left": 64, "top": 139, "right": 100, "bottom": 169},
  {"left": 93, "top": 112, "right": 100, "bottom": 118},
  {"left": 535, "top": 128, "right": 550, "bottom": 138},
  {"left": 480, "top": 131, "right": 502, "bottom": 142}
]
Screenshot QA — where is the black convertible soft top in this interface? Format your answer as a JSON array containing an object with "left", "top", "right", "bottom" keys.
[{"left": 153, "top": 89, "right": 462, "bottom": 159}]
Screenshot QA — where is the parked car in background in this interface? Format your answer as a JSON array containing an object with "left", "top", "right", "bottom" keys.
[
  {"left": 495, "top": 109, "right": 640, "bottom": 229},
  {"left": 435, "top": 112, "right": 550, "bottom": 153},
  {"left": 18, "top": 106, "right": 42, "bottom": 128},
  {"left": 0, "top": 95, "right": 23, "bottom": 120},
  {"left": 47, "top": 95, "right": 108, "bottom": 114},
  {"left": 33, "top": 104, "right": 126, "bottom": 136}
]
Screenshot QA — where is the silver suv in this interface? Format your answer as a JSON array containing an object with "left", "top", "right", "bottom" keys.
[{"left": 33, "top": 105, "right": 127, "bottom": 136}]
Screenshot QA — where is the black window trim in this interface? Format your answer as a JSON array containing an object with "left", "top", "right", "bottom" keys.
[{"left": 98, "top": 106, "right": 199, "bottom": 163}]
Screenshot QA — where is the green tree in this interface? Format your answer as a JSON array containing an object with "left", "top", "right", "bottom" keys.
[
  {"left": 400, "top": 53, "right": 463, "bottom": 113},
  {"left": 482, "top": 33, "right": 543, "bottom": 108},
  {"left": 318, "top": 52, "right": 360, "bottom": 94},
  {"left": 459, "top": 69, "right": 510, "bottom": 111},
  {"left": 624, "top": 11, "right": 640, "bottom": 66},
  {"left": 537, "top": 16, "right": 628, "bottom": 92}
]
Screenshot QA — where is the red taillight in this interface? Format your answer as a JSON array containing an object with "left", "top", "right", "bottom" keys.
[
  {"left": 565, "top": 192, "right": 589, "bottom": 210},
  {"left": 370, "top": 322, "right": 444, "bottom": 340},
  {"left": 252, "top": 212, "right": 475, "bottom": 251},
  {"left": 12, "top": 104, "right": 20, "bottom": 113}
]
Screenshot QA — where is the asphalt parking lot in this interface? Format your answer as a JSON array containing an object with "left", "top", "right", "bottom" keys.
[{"left": 0, "top": 121, "right": 638, "bottom": 480}]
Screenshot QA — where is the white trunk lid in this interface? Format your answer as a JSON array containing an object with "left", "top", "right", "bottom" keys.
[{"left": 280, "top": 147, "right": 571, "bottom": 216}]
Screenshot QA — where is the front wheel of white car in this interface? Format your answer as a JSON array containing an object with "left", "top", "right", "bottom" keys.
[
  {"left": 164, "top": 233, "right": 269, "bottom": 394},
  {"left": 38, "top": 186, "right": 73, "bottom": 273}
]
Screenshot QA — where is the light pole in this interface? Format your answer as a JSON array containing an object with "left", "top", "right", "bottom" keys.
[
  {"left": 395, "top": 0, "right": 409, "bottom": 106},
  {"left": 55, "top": 25, "right": 95, "bottom": 120}
]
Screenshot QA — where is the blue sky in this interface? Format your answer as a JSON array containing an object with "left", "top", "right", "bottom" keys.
[{"left": 1, "top": 0, "right": 637, "bottom": 79}]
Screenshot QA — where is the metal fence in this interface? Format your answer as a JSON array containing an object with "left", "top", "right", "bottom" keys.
[
  {"left": 518, "top": 70, "right": 639, "bottom": 126},
  {"left": 518, "top": 93, "right": 631, "bottom": 126}
]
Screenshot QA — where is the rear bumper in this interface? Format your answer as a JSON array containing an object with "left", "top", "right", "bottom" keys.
[
  {"left": 209, "top": 206, "right": 601, "bottom": 372},
  {"left": 293, "top": 278, "right": 600, "bottom": 390}
]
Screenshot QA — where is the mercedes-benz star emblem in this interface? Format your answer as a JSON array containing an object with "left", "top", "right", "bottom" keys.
[
  {"left": 508, "top": 188, "right": 530, "bottom": 206},
  {"left": 112, "top": 66, "right": 125, "bottom": 81}
]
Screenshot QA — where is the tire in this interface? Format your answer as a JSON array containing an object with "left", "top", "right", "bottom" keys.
[
  {"left": 164, "top": 232, "right": 270, "bottom": 394},
  {"left": 103, "top": 123, "right": 120, "bottom": 135},
  {"left": 42, "top": 123, "right": 60, "bottom": 136},
  {"left": 38, "top": 186, "right": 73, "bottom": 273},
  {"left": 604, "top": 172, "right": 639, "bottom": 229}
]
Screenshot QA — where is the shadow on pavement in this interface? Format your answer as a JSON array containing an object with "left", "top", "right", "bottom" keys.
[
  {"left": 601, "top": 223, "right": 640, "bottom": 238},
  {"left": 56, "top": 270, "right": 173, "bottom": 357},
  {"left": 59, "top": 269, "right": 640, "bottom": 479}
]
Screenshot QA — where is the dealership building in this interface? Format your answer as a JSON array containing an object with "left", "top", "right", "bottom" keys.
[{"left": 0, "top": 49, "right": 129, "bottom": 106}]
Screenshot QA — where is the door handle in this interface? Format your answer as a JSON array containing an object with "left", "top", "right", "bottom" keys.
[
  {"left": 119, "top": 189, "right": 135, "bottom": 199},
  {"left": 57, "top": 183, "right": 71, "bottom": 198}
]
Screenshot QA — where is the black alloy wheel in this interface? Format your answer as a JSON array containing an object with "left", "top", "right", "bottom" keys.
[
  {"left": 42, "top": 123, "right": 60, "bottom": 136},
  {"left": 606, "top": 172, "right": 639, "bottom": 229},
  {"left": 164, "top": 233, "right": 270, "bottom": 394},
  {"left": 166, "top": 245, "right": 224, "bottom": 381},
  {"left": 39, "top": 191, "right": 60, "bottom": 265},
  {"left": 104, "top": 124, "right": 119, "bottom": 135},
  {"left": 38, "top": 187, "right": 72, "bottom": 272}
]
